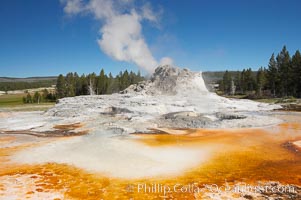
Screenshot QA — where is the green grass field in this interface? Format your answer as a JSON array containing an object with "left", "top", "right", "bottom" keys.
[
  {"left": 0, "top": 94, "right": 24, "bottom": 107},
  {"left": 0, "top": 94, "right": 55, "bottom": 111}
]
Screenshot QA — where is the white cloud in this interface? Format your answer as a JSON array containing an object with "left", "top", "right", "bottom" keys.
[
  {"left": 61, "top": 0, "right": 173, "bottom": 73},
  {"left": 87, "top": 0, "right": 116, "bottom": 19},
  {"left": 141, "top": 2, "right": 158, "bottom": 23},
  {"left": 61, "top": 0, "right": 84, "bottom": 15}
]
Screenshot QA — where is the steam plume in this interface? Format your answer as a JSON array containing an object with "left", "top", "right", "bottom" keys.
[{"left": 61, "top": 0, "right": 173, "bottom": 73}]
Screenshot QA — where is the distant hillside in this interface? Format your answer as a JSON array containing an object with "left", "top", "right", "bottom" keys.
[
  {"left": 202, "top": 71, "right": 227, "bottom": 84},
  {"left": 202, "top": 71, "right": 258, "bottom": 92},
  {"left": 0, "top": 76, "right": 57, "bottom": 83},
  {"left": 0, "top": 76, "right": 57, "bottom": 91},
  {"left": 202, "top": 71, "right": 257, "bottom": 84}
]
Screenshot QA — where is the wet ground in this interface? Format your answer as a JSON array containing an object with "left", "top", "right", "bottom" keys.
[{"left": 1, "top": 112, "right": 301, "bottom": 199}]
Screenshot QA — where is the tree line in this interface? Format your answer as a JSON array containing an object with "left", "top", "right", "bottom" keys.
[
  {"left": 56, "top": 69, "right": 144, "bottom": 98},
  {"left": 219, "top": 46, "right": 301, "bottom": 98},
  {"left": 23, "top": 89, "right": 57, "bottom": 104},
  {"left": 0, "top": 80, "right": 56, "bottom": 92}
]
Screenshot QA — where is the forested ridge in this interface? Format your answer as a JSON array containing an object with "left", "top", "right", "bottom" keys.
[
  {"left": 218, "top": 46, "right": 301, "bottom": 98},
  {"left": 3, "top": 45, "right": 300, "bottom": 104},
  {"left": 55, "top": 69, "right": 144, "bottom": 98},
  {"left": 0, "top": 79, "right": 56, "bottom": 91}
]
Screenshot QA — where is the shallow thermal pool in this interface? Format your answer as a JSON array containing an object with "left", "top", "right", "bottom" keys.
[{"left": 1, "top": 113, "right": 301, "bottom": 199}]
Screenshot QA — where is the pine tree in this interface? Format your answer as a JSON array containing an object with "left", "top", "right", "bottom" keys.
[
  {"left": 129, "top": 71, "right": 135, "bottom": 84},
  {"left": 112, "top": 74, "right": 121, "bottom": 93},
  {"left": 97, "top": 69, "right": 107, "bottom": 94},
  {"left": 33, "top": 91, "right": 41, "bottom": 104},
  {"left": 74, "top": 72, "right": 82, "bottom": 96},
  {"left": 137, "top": 70, "right": 142, "bottom": 82},
  {"left": 122, "top": 70, "right": 130, "bottom": 90},
  {"left": 42, "top": 89, "right": 49, "bottom": 102},
  {"left": 22, "top": 96, "right": 26, "bottom": 104},
  {"left": 106, "top": 72, "right": 114, "bottom": 94},
  {"left": 80, "top": 74, "right": 89, "bottom": 95},
  {"left": 222, "top": 70, "right": 231, "bottom": 94},
  {"left": 234, "top": 71, "right": 241, "bottom": 94},
  {"left": 65, "top": 72, "right": 75, "bottom": 97},
  {"left": 256, "top": 67, "right": 266, "bottom": 96},
  {"left": 26, "top": 93, "right": 32, "bottom": 103},
  {"left": 240, "top": 69, "right": 246, "bottom": 94},
  {"left": 56, "top": 74, "right": 66, "bottom": 98},
  {"left": 267, "top": 53, "right": 278, "bottom": 97},
  {"left": 292, "top": 50, "right": 301, "bottom": 97},
  {"left": 245, "top": 68, "right": 255, "bottom": 92},
  {"left": 277, "top": 46, "right": 291, "bottom": 97}
]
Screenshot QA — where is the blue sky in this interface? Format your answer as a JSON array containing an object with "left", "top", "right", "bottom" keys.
[{"left": 0, "top": 0, "right": 301, "bottom": 77}]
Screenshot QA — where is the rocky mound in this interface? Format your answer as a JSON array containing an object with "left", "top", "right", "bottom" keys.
[
  {"left": 17, "top": 64, "right": 278, "bottom": 135},
  {"left": 122, "top": 65, "right": 209, "bottom": 95}
]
